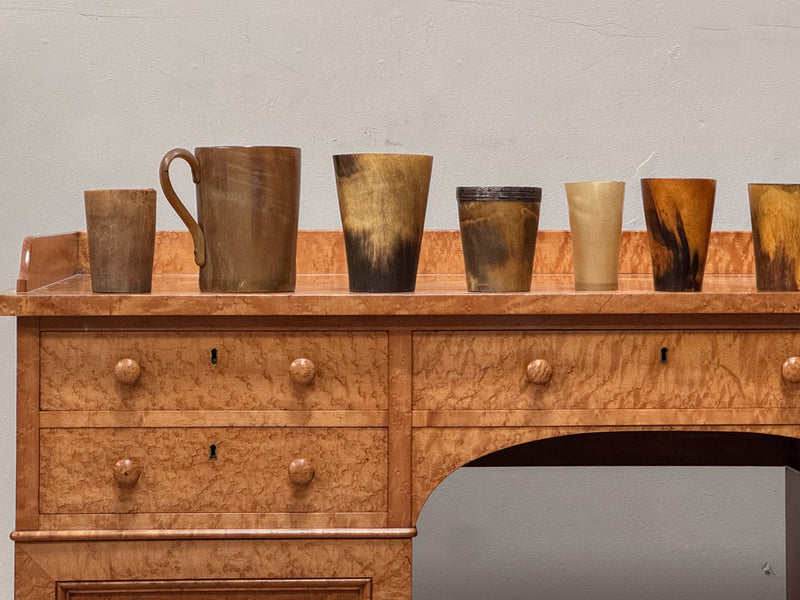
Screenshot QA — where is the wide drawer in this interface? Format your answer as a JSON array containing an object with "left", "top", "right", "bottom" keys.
[
  {"left": 40, "top": 331, "right": 388, "bottom": 411},
  {"left": 40, "top": 427, "right": 387, "bottom": 514},
  {"left": 413, "top": 330, "right": 800, "bottom": 410}
]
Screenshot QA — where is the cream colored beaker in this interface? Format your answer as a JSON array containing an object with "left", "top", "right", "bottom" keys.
[{"left": 565, "top": 181, "right": 625, "bottom": 291}]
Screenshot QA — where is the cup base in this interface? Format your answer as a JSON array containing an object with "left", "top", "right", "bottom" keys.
[
  {"left": 350, "top": 287, "right": 416, "bottom": 293},
  {"left": 199, "top": 283, "right": 296, "bottom": 293},
  {"left": 90, "top": 285, "right": 152, "bottom": 294},
  {"left": 755, "top": 284, "right": 799, "bottom": 292},
  {"left": 574, "top": 282, "right": 618, "bottom": 292},
  {"left": 466, "top": 284, "right": 531, "bottom": 293}
]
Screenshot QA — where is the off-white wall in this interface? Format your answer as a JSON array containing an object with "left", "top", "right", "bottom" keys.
[{"left": 1, "top": 1, "right": 797, "bottom": 597}]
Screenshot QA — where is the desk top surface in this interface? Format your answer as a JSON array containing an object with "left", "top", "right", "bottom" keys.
[{"left": 2, "top": 230, "right": 798, "bottom": 318}]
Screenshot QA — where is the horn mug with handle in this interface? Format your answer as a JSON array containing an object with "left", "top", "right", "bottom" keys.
[{"left": 159, "top": 145, "right": 301, "bottom": 292}]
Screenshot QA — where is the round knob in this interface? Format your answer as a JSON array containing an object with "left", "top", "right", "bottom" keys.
[
  {"left": 526, "top": 359, "right": 553, "bottom": 385},
  {"left": 288, "top": 458, "right": 315, "bottom": 485},
  {"left": 113, "top": 458, "right": 141, "bottom": 487},
  {"left": 783, "top": 357, "right": 800, "bottom": 383},
  {"left": 289, "top": 358, "right": 316, "bottom": 385},
  {"left": 114, "top": 358, "right": 142, "bottom": 386}
]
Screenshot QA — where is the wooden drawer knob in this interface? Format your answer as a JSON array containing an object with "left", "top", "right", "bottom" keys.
[
  {"left": 113, "top": 458, "right": 141, "bottom": 487},
  {"left": 289, "top": 358, "right": 316, "bottom": 385},
  {"left": 288, "top": 458, "right": 315, "bottom": 485},
  {"left": 526, "top": 359, "right": 553, "bottom": 384},
  {"left": 114, "top": 358, "right": 142, "bottom": 385},
  {"left": 782, "top": 357, "right": 800, "bottom": 383}
]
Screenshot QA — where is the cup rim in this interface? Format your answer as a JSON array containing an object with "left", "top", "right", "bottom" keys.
[
  {"left": 748, "top": 182, "right": 800, "bottom": 187},
  {"left": 457, "top": 186, "right": 542, "bottom": 201},
  {"left": 640, "top": 178, "right": 716, "bottom": 183},
  {"left": 195, "top": 145, "right": 301, "bottom": 151},
  {"left": 564, "top": 180, "right": 625, "bottom": 186},
  {"left": 84, "top": 188, "right": 156, "bottom": 194},
  {"left": 333, "top": 152, "right": 433, "bottom": 159}
]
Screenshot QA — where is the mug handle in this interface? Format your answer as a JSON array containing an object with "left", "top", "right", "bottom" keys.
[{"left": 159, "top": 148, "right": 206, "bottom": 267}]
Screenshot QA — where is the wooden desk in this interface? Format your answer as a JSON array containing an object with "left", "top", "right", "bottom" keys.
[{"left": 2, "top": 229, "right": 799, "bottom": 599}]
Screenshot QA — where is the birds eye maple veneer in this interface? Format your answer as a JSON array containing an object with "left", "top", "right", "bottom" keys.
[{"left": 3, "top": 229, "right": 800, "bottom": 599}]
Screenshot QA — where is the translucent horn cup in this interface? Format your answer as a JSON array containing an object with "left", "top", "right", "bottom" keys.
[{"left": 565, "top": 180, "right": 625, "bottom": 291}]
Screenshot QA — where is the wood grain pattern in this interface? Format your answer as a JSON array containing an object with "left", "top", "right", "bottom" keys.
[
  {"left": 37, "top": 512, "right": 389, "bottom": 532},
  {"left": 411, "top": 425, "right": 800, "bottom": 523},
  {"left": 413, "top": 330, "right": 800, "bottom": 410},
  {"left": 642, "top": 178, "right": 716, "bottom": 291},
  {"left": 4, "top": 231, "right": 766, "bottom": 321},
  {"left": 16, "top": 232, "right": 84, "bottom": 292},
  {"left": 14, "top": 528, "right": 416, "bottom": 542},
  {"left": 334, "top": 154, "right": 432, "bottom": 292},
  {"left": 457, "top": 188, "right": 540, "bottom": 292},
  {"left": 40, "top": 428, "right": 387, "bottom": 514},
  {"left": 18, "top": 539, "right": 411, "bottom": 600},
  {"left": 11, "top": 230, "right": 757, "bottom": 290},
  {"left": 412, "top": 408, "right": 800, "bottom": 428},
  {"left": 6, "top": 229, "right": 800, "bottom": 599},
  {"left": 16, "top": 317, "right": 39, "bottom": 530},
  {"left": 13, "top": 272, "right": 800, "bottom": 317},
  {"left": 748, "top": 183, "right": 800, "bottom": 291},
  {"left": 387, "top": 332, "right": 412, "bottom": 527},
  {"left": 39, "top": 410, "right": 388, "bottom": 429},
  {"left": 40, "top": 331, "right": 387, "bottom": 411},
  {"left": 15, "top": 546, "right": 53, "bottom": 600}
]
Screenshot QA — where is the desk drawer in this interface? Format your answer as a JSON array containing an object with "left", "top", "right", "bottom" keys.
[
  {"left": 40, "top": 427, "right": 387, "bottom": 514},
  {"left": 413, "top": 330, "right": 800, "bottom": 410},
  {"left": 40, "top": 331, "right": 388, "bottom": 411}
]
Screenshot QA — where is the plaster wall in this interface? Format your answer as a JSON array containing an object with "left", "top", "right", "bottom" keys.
[{"left": 1, "top": 1, "right": 797, "bottom": 597}]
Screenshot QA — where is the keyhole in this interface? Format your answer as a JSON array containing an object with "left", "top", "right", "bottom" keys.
[
  {"left": 209, "top": 444, "right": 217, "bottom": 461},
  {"left": 210, "top": 348, "right": 218, "bottom": 365},
  {"left": 660, "top": 347, "right": 669, "bottom": 364}
]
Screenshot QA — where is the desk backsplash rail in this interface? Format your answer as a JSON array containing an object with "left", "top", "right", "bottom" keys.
[{"left": 14, "top": 230, "right": 757, "bottom": 292}]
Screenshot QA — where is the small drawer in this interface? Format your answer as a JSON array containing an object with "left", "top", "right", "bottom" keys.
[
  {"left": 40, "top": 331, "right": 388, "bottom": 411},
  {"left": 40, "top": 427, "right": 387, "bottom": 515},
  {"left": 413, "top": 330, "right": 800, "bottom": 410}
]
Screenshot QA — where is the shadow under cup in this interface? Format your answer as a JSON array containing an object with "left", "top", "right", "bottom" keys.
[{"left": 457, "top": 187, "right": 541, "bottom": 292}]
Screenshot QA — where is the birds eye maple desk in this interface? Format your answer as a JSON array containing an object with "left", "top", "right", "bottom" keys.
[{"left": 2, "top": 229, "right": 800, "bottom": 599}]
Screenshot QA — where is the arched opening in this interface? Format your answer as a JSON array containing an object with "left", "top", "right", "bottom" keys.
[
  {"left": 413, "top": 431, "right": 800, "bottom": 600},
  {"left": 466, "top": 431, "right": 800, "bottom": 468}
]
